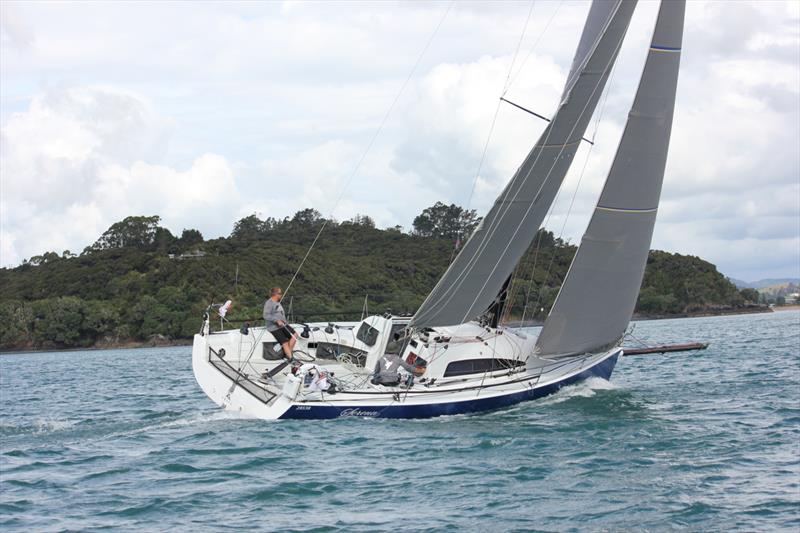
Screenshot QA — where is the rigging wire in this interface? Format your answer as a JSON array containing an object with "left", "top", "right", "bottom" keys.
[
  {"left": 413, "top": 6, "right": 628, "bottom": 322},
  {"left": 525, "top": 39, "right": 622, "bottom": 324},
  {"left": 463, "top": 0, "right": 537, "bottom": 225},
  {"left": 503, "top": 0, "right": 564, "bottom": 98},
  {"left": 426, "top": 4, "right": 630, "bottom": 329},
  {"left": 448, "top": 0, "right": 535, "bottom": 265},
  {"left": 502, "top": 0, "right": 581, "bottom": 326},
  {"left": 517, "top": 81, "right": 610, "bottom": 325},
  {"left": 283, "top": 0, "right": 455, "bottom": 300},
  {"left": 419, "top": 0, "right": 558, "bottom": 321}
]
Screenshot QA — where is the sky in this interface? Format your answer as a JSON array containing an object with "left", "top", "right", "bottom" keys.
[{"left": 1, "top": 0, "right": 798, "bottom": 282}]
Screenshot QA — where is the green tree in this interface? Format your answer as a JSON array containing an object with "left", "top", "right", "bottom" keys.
[
  {"left": 179, "top": 228, "right": 204, "bottom": 246},
  {"left": 81, "top": 300, "right": 120, "bottom": 341},
  {"left": 345, "top": 214, "right": 376, "bottom": 228},
  {"left": 231, "top": 214, "right": 264, "bottom": 240},
  {"left": 0, "top": 204, "right": 762, "bottom": 350},
  {"left": 153, "top": 227, "right": 177, "bottom": 252},
  {"left": 92, "top": 215, "right": 162, "bottom": 250},
  {"left": 740, "top": 288, "right": 760, "bottom": 303},
  {"left": 0, "top": 301, "right": 32, "bottom": 348},
  {"left": 31, "top": 297, "right": 84, "bottom": 347},
  {"left": 129, "top": 295, "right": 170, "bottom": 338},
  {"left": 412, "top": 202, "right": 480, "bottom": 240},
  {"left": 27, "top": 252, "right": 60, "bottom": 265},
  {"left": 290, "top": 208, "right": 324, "bottom": 228}
]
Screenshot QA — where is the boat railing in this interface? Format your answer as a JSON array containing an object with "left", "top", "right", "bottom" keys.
[{"left": 207, "top": 346, "right": 277, "bottom": 405}]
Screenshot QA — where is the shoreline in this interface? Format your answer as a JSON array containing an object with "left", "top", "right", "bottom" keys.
[
  {"left": 502, "top": 305, "right": 777, "bottom": 329},
  {"left": 3, "top": 306, "right": 793, "bottom": 355},
  {"left": 772, "top": 304, "right": 800, "bottom": 312},
  {"left": 0, "top": 338, "right": 192, "bottom": 356},
  {"left": 630, "top": 305, "right": 774, "bottom": 322}
]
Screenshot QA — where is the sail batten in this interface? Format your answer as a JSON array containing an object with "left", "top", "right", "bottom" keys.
[
  {"left": 534, "top": 0, "right": 685, "bottom": 358},
  {"left": 411, "top": 0, "right": 638, "bottom": 329}
]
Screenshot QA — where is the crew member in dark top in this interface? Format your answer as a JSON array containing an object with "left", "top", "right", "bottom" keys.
[{"left": 263, "top": 287, "right": 296, "bottom": 361}]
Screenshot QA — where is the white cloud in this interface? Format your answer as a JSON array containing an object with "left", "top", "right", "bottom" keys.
[
  {"left": 0, "top": 86, "right": 240, "bottom": 264},
  {"left": 0, "top": 1, "right": 34, "bottom": 51},
  {"left": 0, "top": 0, "right": 798, "bottom": 281}
]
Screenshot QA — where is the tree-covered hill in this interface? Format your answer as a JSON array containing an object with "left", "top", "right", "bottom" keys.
[{"left": 0, "top": 204, "right": 762, "bottom": 350}]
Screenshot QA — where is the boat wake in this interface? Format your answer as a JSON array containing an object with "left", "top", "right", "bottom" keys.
[
  {"left": 537, "top": 377, "right": 618, "bottom": 406},
  {"left": 0, "top": 417, "right": 78, "bottom": 437},
  {"left": 0, "top": 410, "right": 245, "bottom": 446},
  {"left": 33, "top": 417, "right": 77, "bottom": 434},
  {"left": 103, "top": 410, "right": 245, "bottom": 440}
]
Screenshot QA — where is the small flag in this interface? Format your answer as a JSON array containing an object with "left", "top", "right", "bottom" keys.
[{"left": 219, "top": 300, "right": 233, "bottom": 318}]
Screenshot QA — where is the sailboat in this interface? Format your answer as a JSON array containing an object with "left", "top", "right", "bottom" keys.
[{"left": 192, "top": 0, "right": 684, "bottom": 420}]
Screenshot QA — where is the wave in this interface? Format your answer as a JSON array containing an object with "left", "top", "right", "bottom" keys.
[
  {"left": 0, "top": 410, "right": 244, "bottom": 447},
  {"left": 0, "top": 417, "right": 77, "bottom": 437},
  {"left": 99, "top": 410, "right": 246, "bottom": 441},
  {"left": 537, "top": 377, "right": 618, "bottom": 406}
]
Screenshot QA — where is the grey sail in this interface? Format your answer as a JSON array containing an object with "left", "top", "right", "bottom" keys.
[
  {"left": 535, "top": 0, "right": 685, "bottom": 358},
  {"left": 411, "top": 0, "right": 638, "bottom": 329},
  {"left": 562, "top": 0, "right": 624, "bottom": 101}
]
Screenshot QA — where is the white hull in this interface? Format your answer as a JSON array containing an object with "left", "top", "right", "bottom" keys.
[{"left": 191, "top": 316, "right": 620, "bottom": 420}]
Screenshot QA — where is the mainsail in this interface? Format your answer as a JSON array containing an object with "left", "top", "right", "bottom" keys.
[
  {"left": 411, "top": 0, "right": 638, "bottom": 329},
  {"left": 535, "top": 0, "right": 685, "bottom": 357}
]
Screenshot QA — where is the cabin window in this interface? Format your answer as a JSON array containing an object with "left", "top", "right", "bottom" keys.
[
  {"left": 356, "top": 323, "right": 380, "bottom": 346},
  {"left": 443, "top": 358, "right": 525, "bottom": 378},
  {"left": 383, "top": 323, "right": 408, "bottom": 355}
]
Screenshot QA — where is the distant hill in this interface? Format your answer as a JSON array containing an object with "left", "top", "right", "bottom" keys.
[
  {"left": 0, "top": 209, "right": 766, "bottom": 350},
  {"left": 729, "top": 278, "right": 800, "bottom": 290},
  {"left": 758, "top": 282, "right": 800, "bottom": 299}
]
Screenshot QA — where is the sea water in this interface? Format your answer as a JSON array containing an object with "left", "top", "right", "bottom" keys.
[{"left": 1, "top": 311, "right": 798, "bottom": 532}]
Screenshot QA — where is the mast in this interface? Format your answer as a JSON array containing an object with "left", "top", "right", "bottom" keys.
[
  {"left": 411, "top": 0, "right": 638, "bottom": 329},
  {"left": 486, "top": 274, "right": 512, "bottom": 328},
  {"left": 535, "top": 0, "right": 685, "bottom": 358}
]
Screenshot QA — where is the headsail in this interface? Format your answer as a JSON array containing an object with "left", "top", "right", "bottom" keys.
[
  {"left": 535, "top": 0, "right": 685, "bottom": 358},
  {"left": 410, "top": 0, "right": 638, "bottom": 329}
]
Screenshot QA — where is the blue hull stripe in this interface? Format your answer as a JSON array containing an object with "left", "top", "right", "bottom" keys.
[
  {"left": 280, "top": 352, "right": 619, "bottom": 419},
  {"left": 650, "top": 45, "right": 681, "bottom": 52}
]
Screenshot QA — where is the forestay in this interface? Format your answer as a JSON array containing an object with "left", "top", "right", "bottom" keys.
[
  {"left": 411, "top": 0, "right": 638, "bottom": 329},
  {"left": 535, "top": 0, "right": 685, "bottom": 358}
]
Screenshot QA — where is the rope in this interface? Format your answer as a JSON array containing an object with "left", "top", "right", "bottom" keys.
[
  {"left": 283, "top": 0, "right": 455, "bottom": 300},
  {"left": 477, "top": 326, "right": 502, "bottom": 395},
  {"left": 519, "top": 230, "right": 546, "bottom": 324},
  {"left": 624, "top": 324, "right": 653, "bottom": 349}
]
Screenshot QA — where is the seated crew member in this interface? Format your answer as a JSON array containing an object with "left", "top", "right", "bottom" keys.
[
  {"left": 262, "top": 287, "right": 296, "bottom": 379},
  {"left": 371, "top": 353, "right": 422, "bottom": 386}
]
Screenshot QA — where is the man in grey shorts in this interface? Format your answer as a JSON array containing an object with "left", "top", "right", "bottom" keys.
[{"left": 263, "top": 287, "right": 296, "bottom": 362}]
